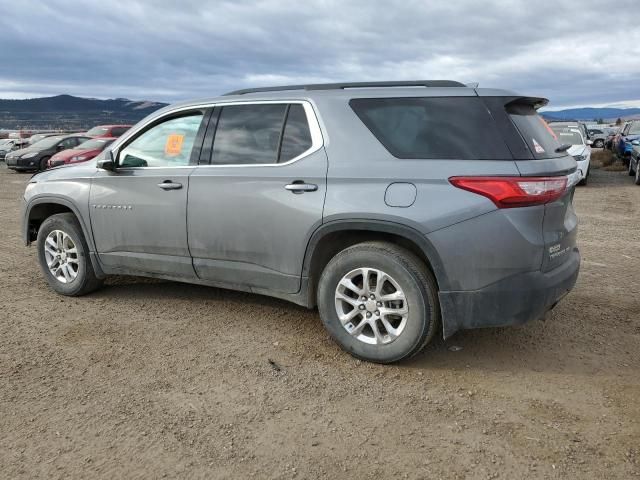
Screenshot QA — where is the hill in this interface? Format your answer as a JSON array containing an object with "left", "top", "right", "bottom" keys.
[
  {"left": 542, "top": 107, "right": 640, "bottom": 122},
  {"left": 0, "top": 94, "right": 168, "bottom": 130}
]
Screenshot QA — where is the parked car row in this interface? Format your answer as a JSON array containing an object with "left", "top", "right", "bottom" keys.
[{"left": 1, "top": 124, "right": 131, "bottom": 172}]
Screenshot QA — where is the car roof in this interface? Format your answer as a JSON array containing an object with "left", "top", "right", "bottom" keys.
[{"left": 146, "top": 81, "right": 523, "bottom": 120}]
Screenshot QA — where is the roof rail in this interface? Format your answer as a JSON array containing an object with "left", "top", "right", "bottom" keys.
[{"left": 224, "top": 80, "right": 466, "bottom": 96}]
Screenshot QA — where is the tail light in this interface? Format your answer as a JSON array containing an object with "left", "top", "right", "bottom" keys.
[{"left": 449, "top": 176, "right": 568, "bottom": 208}]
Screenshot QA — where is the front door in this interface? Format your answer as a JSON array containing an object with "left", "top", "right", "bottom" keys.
[
  {"left": 187, "top": 102, "right": 327, "bottom": 293},
  {"left": 90, "top": 111, "right": 206, "bottom": 277}
]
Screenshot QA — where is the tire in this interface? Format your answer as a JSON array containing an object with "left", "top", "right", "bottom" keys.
[
  {"left": 594, "top": 139, "right": 604, "bottom": 148},
  {"left": 38, "top": 156, "right": 50, "bottom": 172},
  {"left": 635, "top": 163, "right": 640, "bottom": 185},
  {"left": 36, "top": 213, "right": 103, "bottom": 296},
  {"left": 317, "top": 241, "right": 440, "bottom": 364},
  {"left": 629, "top": 159, "right": 636, "bottom": 176}
]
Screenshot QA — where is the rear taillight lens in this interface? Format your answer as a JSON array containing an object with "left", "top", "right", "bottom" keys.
[{"left": 449, "top": 176, "right": 568, "bottom": 208}]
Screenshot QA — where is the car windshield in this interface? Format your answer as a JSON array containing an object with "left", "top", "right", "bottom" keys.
[
  {"left": 30, "top": 136, "right": 64, "bottom": 149},
  {"left": 551, "top": 127, "right": 584, "bottom": 146},
  {"left": 86, "top": 126, "right": 110, "bottom": 136},
  {"left": 76, "top": 138, "right": 114, "bottom": 150}
]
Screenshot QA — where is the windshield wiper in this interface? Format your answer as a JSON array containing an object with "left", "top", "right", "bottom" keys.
[{"left": 555, "top": 143, "right": 572, "bottom": 153}]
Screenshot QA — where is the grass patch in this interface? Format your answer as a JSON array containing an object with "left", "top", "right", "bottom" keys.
[
  {"left": 602, "top": 163, "right": 627, "bottom": 172},
  {"left": 590, "top": 149, "right": 615, "bottom": 169}
]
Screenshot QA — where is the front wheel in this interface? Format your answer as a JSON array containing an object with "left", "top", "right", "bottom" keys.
[
  {"left": 629, "top": 159, "right": 636, "bottom": 176},
  {"left": 635, "top": 163, "right": 640, "bottom": 185},
  {"left": 594, "top": 139, "right": 604, "bottom": 148},
  {"left": 38, "top": 156, "right": 50, "bottom": 171},
  {"left": 317, "top": 241, "right": 440, "bottom": 363},
  {"left": 36, "top": 213, "right": 103, "bottom": 296}
]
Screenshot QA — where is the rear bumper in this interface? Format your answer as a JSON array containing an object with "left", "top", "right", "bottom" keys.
[{"left": 439, "top": 248, "right": 580, "bottom": 338}]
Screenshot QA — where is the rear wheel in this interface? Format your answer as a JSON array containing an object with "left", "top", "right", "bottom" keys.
[
  {"left": 317, "top": 241, "right": 439, "bottom": 363},
  {"left": 36, "top": 213, "right": 103, "bottom": 296}
]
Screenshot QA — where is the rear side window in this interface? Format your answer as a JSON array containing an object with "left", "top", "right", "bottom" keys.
[
  {"left": 210, "top": 103, "right": 313, "bottom": 164},
  {"left": 349, "top": 97, "right": 512, "bottom": 160},
  {"left": 507, "top": 103, "right": 564, "bottom": 159},
  {"left": 212, "top": 104, "right": 287, "bottom": 164}
]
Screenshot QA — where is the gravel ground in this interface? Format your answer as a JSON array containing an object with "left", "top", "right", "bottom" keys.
[{"left": 0, "top": 164, "right": 638, "bottom": 479}]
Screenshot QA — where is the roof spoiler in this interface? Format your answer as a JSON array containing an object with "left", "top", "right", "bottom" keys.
[{"left": 505, "top": 96, "right": 550, "bottom": 110}]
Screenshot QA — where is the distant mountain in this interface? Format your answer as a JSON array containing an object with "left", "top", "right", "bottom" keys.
[
  {"left": 0, "top": 94, "right": 168, "bottom": 130},
  {"left": 542, "top": 107, "right": 640, "bottom": 122}
]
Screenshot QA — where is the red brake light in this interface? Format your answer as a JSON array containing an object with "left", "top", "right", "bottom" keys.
[{"left": 449, "top": 176, "right": 568, "bottom": 208}]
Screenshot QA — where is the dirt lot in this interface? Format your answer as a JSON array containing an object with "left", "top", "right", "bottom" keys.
[{"left": 0, "top": 164, "right": 638, "bottom": 479}]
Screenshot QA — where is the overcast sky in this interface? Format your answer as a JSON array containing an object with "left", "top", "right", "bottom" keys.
[{"left": 0, "top": 0, "right": 639, "bottom": 109}]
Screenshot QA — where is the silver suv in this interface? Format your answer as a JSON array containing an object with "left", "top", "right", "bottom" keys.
[{"left": 22, "top": 81, "right": 581, "bottom": 363}]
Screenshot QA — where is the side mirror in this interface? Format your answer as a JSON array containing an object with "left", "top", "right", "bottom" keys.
[
  {"left": 96, "top": 149, "right": 116, "bottom": 171},
  {"left": 632, "top": 140, "right": 640, "bottom": 146}
]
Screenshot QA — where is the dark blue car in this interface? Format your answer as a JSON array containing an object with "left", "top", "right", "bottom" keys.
[{"left": 617, "top": 121, "right": 640, "bottom": 164}]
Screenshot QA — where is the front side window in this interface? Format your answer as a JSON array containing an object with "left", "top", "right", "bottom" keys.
[
  {"left": 350, "top": 97, "right": 512, "bottom": 160},
  {"left": 119, "top": 113, "right": 203, "bottom": 168},
  {"left": 59, "top": 137, "right": 80, "bottom": 149},
  {"left": 212, "top": 104, "right": 287, "bottom": 164}
]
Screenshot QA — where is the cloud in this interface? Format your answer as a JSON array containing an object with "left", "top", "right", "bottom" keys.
[{"left": 0, "top": 0, "right": 638, "bottom": 107}]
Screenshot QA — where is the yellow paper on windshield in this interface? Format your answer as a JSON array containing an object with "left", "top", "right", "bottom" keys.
[{"left": 165, "top": 134, "right": 184, "bottom": 156}]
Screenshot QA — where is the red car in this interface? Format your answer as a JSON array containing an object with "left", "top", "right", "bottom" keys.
[
  {"left": 85, "top": 124, "right": 131, "bottom": 138},
  {"left": 47, "top": 137, "right": 115, "bottom": 168}
]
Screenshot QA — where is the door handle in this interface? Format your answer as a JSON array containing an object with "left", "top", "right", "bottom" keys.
[
  {"left": 285, "top": 182, "right": 318, "bottom": 193},
  {"left": 157, "top": 181, "right": 183, "bottom": 190}
]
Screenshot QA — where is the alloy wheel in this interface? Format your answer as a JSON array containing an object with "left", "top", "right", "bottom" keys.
[
  {"left": 334, "top": 267, "right": 408, "bottom": 345},
  {"left": 43, "top": 229, "right": 79, "bottom": 283}
]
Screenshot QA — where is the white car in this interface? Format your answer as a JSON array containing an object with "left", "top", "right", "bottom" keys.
[{"left": 551, "top": 126, "right": 591, "bottom": 185}]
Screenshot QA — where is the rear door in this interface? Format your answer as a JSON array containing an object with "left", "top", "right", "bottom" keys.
[
  {"left": 90, "top": 110, "right": 209, "bottom": 277},
  {"left": 187, "top": 101, "right": 327, "bottom": 293}
]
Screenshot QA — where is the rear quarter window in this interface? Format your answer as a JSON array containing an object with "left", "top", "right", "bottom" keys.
[
  {"left": 350, "top": 97, "right": 512, "bottom": 160},
  {"left": 507, "top": 103, "right": 564, "bottom": 159}
]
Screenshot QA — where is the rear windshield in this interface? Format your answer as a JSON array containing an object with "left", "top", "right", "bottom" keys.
[
  {"left": 506, "top": 103, "right": 564, "bottom": 159},
  {"left": 350, "top": 97, "right": 512, "bottom": 160},
  {"left": 86, "top": 126, "right": 110, "bottom": 136},
  {"left": 550, "top": 126, "right": 584, "bottom": 146},
  {"left": 629, "top": 122, "right": 640, "bottom": 135}
]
